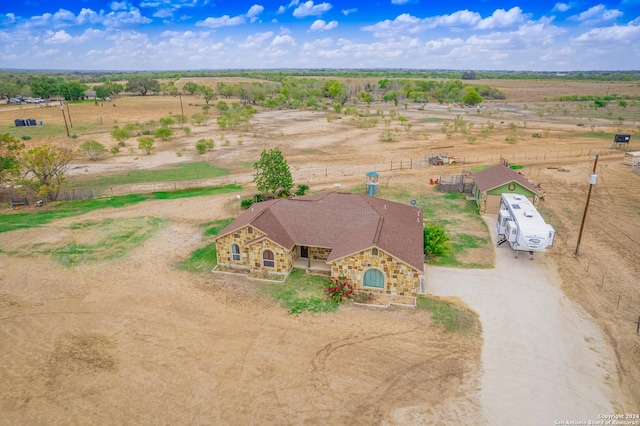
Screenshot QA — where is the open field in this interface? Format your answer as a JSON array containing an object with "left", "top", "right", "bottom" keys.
[{"left": 1, "top": 77, "right": 640, "bottom": 422}]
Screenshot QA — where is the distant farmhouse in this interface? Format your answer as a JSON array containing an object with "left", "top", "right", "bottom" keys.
[
  {"left": 472, "top": 164, "right": 541, "bottom": 214},
  {"left": 213, "top": 192, "right": 426, "bottom": 297}
]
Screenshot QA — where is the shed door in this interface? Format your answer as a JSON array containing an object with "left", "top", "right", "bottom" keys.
[{"left": 300, "top": 246, "right": 309, "bottom": 259}]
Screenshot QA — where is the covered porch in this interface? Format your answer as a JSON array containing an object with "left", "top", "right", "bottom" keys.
[{"left": 292, "top": 257, "right": 331, "bottom": 273}]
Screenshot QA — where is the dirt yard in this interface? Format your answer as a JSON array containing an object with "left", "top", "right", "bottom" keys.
[{"left": 1, "top": 78, "right": 639, "bottom": 423}]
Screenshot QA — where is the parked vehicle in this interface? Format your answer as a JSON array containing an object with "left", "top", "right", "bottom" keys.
[
  {"left": 9, "top": 98, "right": 22, "bottom": 104},
  {"left": 25, "top": 98, "right": 43, "bottom": 104}
]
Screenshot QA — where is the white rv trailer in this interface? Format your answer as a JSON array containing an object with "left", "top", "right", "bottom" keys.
[{"left": 496, "top": 193, "right": 555, "bottom": 256}]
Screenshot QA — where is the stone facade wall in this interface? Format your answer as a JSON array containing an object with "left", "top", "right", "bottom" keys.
[
  {"left": 331, "top": 247, "right": 421, "bottom": 297},
  {"left": 308, "top": 246, "right": 331, "bottom": 261},
  {"left": 246, "top": 238, "right": 293, "bottom": 275},
  {"left": 216, "top": 226, "right": 293, "bottom": 275}
]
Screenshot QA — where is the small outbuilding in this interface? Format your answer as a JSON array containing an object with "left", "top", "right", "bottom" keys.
[
  {"left": 472, "top": 164, "right": 541, "bottom": 214},
  {"left": 623, "top": 151, "right": 640, "bottom": 166}
]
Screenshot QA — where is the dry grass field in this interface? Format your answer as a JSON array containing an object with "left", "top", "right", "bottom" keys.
[{"left": 1, "top": 77, "right": 639, "bottom": 423}]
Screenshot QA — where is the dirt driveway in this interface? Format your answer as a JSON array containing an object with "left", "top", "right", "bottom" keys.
[{"left": 427, "top": 217, "right": 618, "bottom": 424}]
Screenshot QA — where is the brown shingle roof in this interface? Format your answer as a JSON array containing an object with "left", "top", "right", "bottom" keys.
[
  {"left": 473, "top": 164, "right": 540, "bottom": 195},
  {"left": 215, "top": 193, "right": 424, "bottom": 271}
]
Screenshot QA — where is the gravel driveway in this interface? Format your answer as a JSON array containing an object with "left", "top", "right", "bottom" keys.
[{"left": 428, "top": 217, "right": 617, "bottom": 425}]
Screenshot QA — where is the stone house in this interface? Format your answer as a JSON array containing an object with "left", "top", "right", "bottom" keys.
[
  {"left": 472, "top": 164, "right": 541, "bottom": 214},
  {"left": 213, "top": 192, "right": 426, "bottom": 297}
]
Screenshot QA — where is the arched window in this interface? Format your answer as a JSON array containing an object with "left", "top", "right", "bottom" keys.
[
  {"left": 231, "top": 244, "right": 241, "bottom": 261},
  {"left": 371, "top": 248, "right": 378, "bottom": 256},
  {"left": 262, "top": 250, "right": 275, "bottom": 268},
  {"left": 247, "top": 226, "right": 253, "bottom": 234},
  {"left": 363, "top": 269, "right": 385, "bottom": 289}
]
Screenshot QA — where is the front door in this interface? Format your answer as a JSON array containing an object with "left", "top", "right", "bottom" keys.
[{"left": 300, "top": 246, "right": 309, "bottom": 258}]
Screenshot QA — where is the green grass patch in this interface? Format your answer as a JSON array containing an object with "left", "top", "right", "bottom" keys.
[
  {"left": 201, "top": 218, "right": 234, "bottom": 237},
  {"left": 421, "top": 117, "right": 444, "bottom": 123},
  {"left": 468, "top": 165, "right": 490, "bottom": 173},
  {"left": 261, "top": 269, "right": 338, "bottom": 314},
  {"left": 36, "top": 217, "right": 163, "bottom": 266},
  {"left": 152, "top": 184, "right": 241, "bottom": 199},
  {"left": 178, "top": 242, "right": 218, "bottom": 273},
  {"left": 0, "top": 185, "right": 241, "bottom": 234},
  {"left": 2, "top": 123, "right": 76, "bottom": 139},
  {"left": 581, "top": 131, "right": 615, "bottom": 139},
  {"left": 65, "top": 162, "right": 229, "bottom": 190},
  {"left": 380, "top": 186, "right": 493, "bottom": 268},
  {"left": 417, "top": 295, "right": 479, "bottom": 333},
  {"left": 509, "top": 164, "right": 524, "bottom": 170}
]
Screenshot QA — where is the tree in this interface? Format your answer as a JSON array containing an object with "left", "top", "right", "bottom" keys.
[
  {"left": 78, "top": 140, "right": 107, "bottom": 161},
  {"left": 125, "top": 78, "right": 160, "bottom": 96},
  {"left": 195, "top": 138, "right": 214, "bottom": 154},
  {"left": 253, "top": 148, "right": 293, "bottom": 199},
  {"left": 110, "top": 125, "right": 132, "bottom": 144},
  {"left": 137, "top": 136, "right": 155, "bottom": 154},
  {"left": 183, "top": 82, "right": 199, "bottom": 95},
  {"left": 197, "top": 85, "right": 217, "bottom": 104},
  {"left": 57, "top": 80, "right": 89, "bottom": 101},
  {"left": 423, "top": 224, "right": 450, "bottom": 258},
  {"left": 462, "top": 88, "right": 483, "bottom": 106},
  {"left": 154, "top": 127, "right": 172, "bottom": 140},
  {"left": 0, "top": 133, "right": 25, "bottom": 185},
  {"left": 461, "top": 71, "right": 477, "bottom": 80},
  {"left": 20, "top": 143, "right": 74, "bottom": 201}
]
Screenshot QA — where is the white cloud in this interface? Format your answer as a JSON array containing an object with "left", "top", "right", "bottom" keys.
[
  {"left": 391, "top": 0, "right": 410, "bottom": 4},
  {"left": 475, "top": 7, "right": 530, "bottom": 30},
  {"left": 572, "top": 22, "right": 640, "bottom": 43},
  {"left": 197, "top": 5, "right": 264, "bottom": 28},
  {"left": 342, "top": 8, "right": 357, "bottom": 16},
  {"left": 77, "top": 8, "right": 102, "bottom": 25},
  {"left": 435, "top": 10, "right": 481, "bottom": 27},
  {"left": 239, "top": 31, "right": 274, "bottom": 48},
  {"left": 247, "top": 5, "right": 264, "bottom": 18},
  {"left": 310, "top": 19, "right": 337, "bottom": 31},
  {"left": 277, "top": 6, "right": 286, "bottom": 14},
  {"left": 271, "top": 34, "right": 296, "bottom": 45},
  {"left": 569, "top": 5, "right": 623, "bottom": 25},
  {"left": 552, "top": 3, "right": 572, "bottom": 12},
  {"left": 103, "top": 8, "right": 152, "bottom": 27},
  {"left": 197, "top": 15, "right": 245, "bottom": 28},
  {"left": 293, "top": 1, "right": 332, "bottom": 18},
  {"left": 43, "top": 30, "right": 73, "bottom": 44},
  {"left": 1, "top": 13, "right": 16, "bottom": 24},
  {"left": 154, "top": 9, "right": 174, "bottom": 19},
  {"left": 111, "top": 2, "right": 128, "bottom": 11}
]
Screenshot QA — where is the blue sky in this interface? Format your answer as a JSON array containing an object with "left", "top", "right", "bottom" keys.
[{"left": 1, "top": 0, "right": 639, "bottom": 71}]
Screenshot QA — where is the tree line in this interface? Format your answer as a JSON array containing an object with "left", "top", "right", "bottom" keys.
[{"left": 1, "top": 73, "right": 497, "bottom": 107}]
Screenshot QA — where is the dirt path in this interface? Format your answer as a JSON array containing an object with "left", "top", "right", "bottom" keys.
[{"left": 427, "top": 217, "right": 619, "bottom": 424}]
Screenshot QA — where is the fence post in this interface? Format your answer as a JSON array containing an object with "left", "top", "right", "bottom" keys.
[
  {"left": 616, "top": 295, "right": 621, "bottom": 310},
  {"left": 637, "top": 316, "right": 640, "bottom": 335}
]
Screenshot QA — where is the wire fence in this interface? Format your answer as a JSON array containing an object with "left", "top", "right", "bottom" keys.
[{"left": 1, "top": 147, "right": 623, "bottom": 204}]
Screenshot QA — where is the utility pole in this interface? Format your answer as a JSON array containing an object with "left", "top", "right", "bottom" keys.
[
  {"left": 60, "top": 102, "right": 70, "bottom": 137},
  {"left": 65, "top": 102, "right": 73, "bottom": 127},
  {"left": 179, "top": 95, "right": 184, "bottom": 128},
  {"left": 575, "top": 151, "right": 599, "bottom": 256}
]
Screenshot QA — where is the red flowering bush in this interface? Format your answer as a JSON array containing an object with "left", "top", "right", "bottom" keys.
[{"left": 325, "top": 275, "right": 354, "bottom": 303}]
